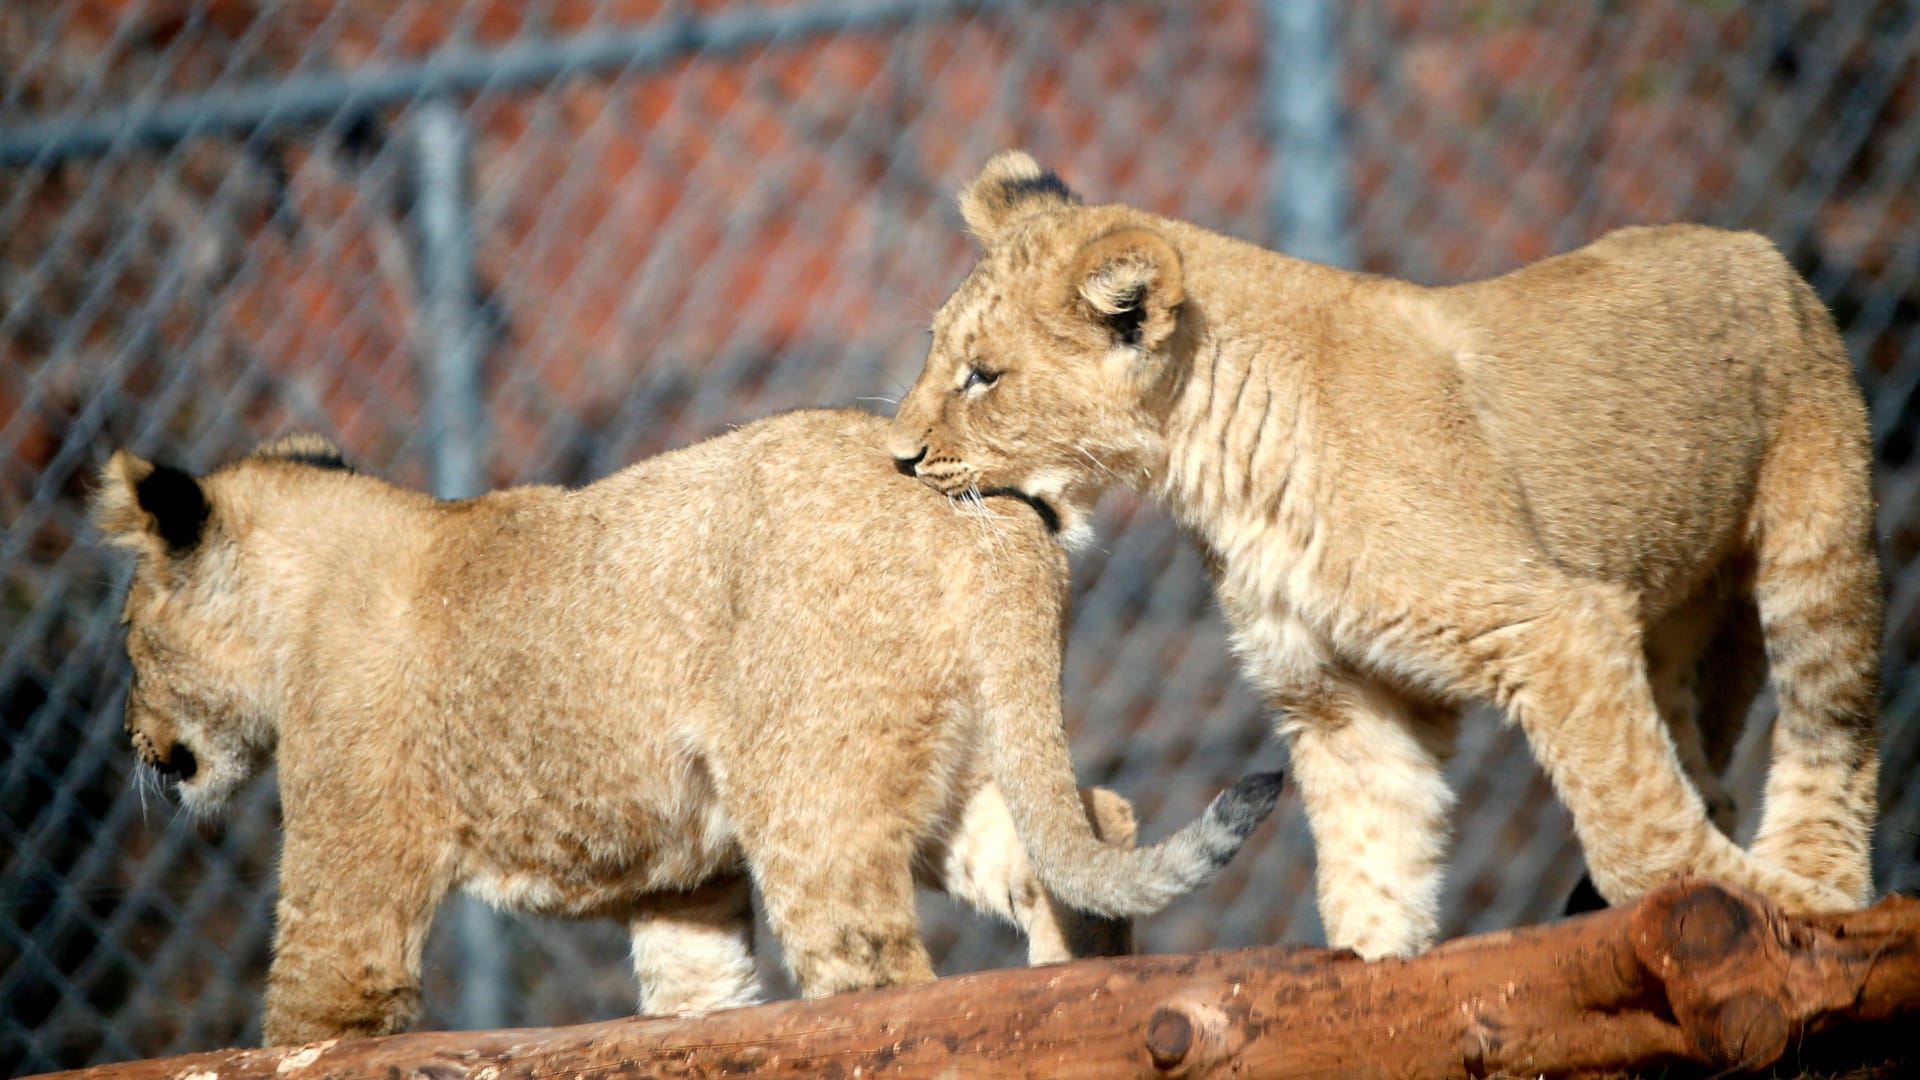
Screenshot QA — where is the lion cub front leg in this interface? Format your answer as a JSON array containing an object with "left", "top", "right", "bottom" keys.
[
  {"left": 628, "top": 875, "right": 761, "bottom": 1016},
  {"left": 263, "top": 828, "right": 446, "bottom": 1044},
  {"left": 1280, "top": 677, "right": 1459, "bottom": 959}
]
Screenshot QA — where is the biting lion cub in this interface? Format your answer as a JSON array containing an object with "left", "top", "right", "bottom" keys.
[
  {"left": 96, "top": 408, "right": 1280, "bottom": 1043},
  {"left": 889, "top": 151, "right": 1881, "bottom": 958}
]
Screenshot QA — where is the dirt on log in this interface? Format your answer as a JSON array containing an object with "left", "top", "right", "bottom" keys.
[{"left": 33, "top": 876, "right": 1920, "bottom": 1080}]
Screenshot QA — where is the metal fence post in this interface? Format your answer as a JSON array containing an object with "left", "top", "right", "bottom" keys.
[
  {"left": 413, "top": 97, "right": 490, "bottom": 502},
  {"left": 409, "top": 95, "right": 504, "bottom": 1030},
  {"left": 1262, "top": 0, "right": 1352, "bottom": 268}
]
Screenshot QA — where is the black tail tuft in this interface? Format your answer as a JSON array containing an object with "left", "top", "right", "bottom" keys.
[{"left": 1212, "top": 770, "right": 1285, "bottom": 841}]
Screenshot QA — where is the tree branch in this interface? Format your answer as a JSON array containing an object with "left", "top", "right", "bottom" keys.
[{"left": 36, "top": 877, "right": 1920, "bottom": 1079}]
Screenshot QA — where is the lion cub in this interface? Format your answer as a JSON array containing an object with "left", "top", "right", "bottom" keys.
[
  {"left": 889, "top": 151, "right": 1880, "bottom": 959},
  {"left": 96, "top": 408, "right": 1279, "bottom": 1043}
]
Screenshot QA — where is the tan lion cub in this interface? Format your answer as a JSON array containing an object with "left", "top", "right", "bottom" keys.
[
  {"left": 889, "top": 151, "right": 1881, "bottom": 959},
  {"left": 96, "top": 409, "right": 1281, "bottom": 1043}
]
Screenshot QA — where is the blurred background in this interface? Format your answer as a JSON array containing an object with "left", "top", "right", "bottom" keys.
[{"left": 4, "top": 0, "right": 1918, "bottom": 1071}]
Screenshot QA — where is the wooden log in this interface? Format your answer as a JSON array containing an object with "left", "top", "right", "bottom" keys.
[{"left": 34, "top": 877, "right": 1920, "bottom": 1080}]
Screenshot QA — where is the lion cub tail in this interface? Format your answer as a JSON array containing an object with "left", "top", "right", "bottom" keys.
[
  {"left": 987, "top": 692, "right": 1283, "bottom": 917},
  {"left": 1095, "top": 770, "right": 1284, "bottom": 916},
  {"left": 997, "top": 752, "right": 1282, "bottom": 919},
  {"left": 971, "top": 543, "right": 1281, "bottom": 918}
]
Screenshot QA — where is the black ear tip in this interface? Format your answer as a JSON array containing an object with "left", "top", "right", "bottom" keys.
[
  {"left": 134, "top": 462, "right": 209, "bottom": 553},
  {"left": 1000, "top": 170, "right": 1074, "bottom": 205}
]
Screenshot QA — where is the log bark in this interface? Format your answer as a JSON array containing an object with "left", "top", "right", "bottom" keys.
[{"left": 35, "top": 877, "right": 1920, "bottom": 1080}]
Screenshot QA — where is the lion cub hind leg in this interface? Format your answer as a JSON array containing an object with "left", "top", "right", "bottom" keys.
[
  {"left": 930, "top": 781, "right": 1138, "bottom": 964},
  {"left": 751, "top": 841, "right": 933, "bottom": 998},
  {"left": 629, "top": 875, "right": 761, "bottom": 1016},
  {"left": 1745, "top": 418, "right": 1882, "bottom": 903},
  {"left": 731, "top": 768, "right": 934, "bottom": 998},
  {"left": 1280, "top": 678, "right": 1460, "bottom": 959},
  {"left": 1469, "top": 583, "right": 1851, "bottom": 914},
  {"left": 1566, "top": 590, "right": 1766, "bottom": 915}
]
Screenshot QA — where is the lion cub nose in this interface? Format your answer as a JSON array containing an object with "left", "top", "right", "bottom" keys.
[
  {"left": 893, "top": 446, "right": 927, "bottom": 477},
  {"left": 155, "top": 743, "right": 198, "bottom": 781}
]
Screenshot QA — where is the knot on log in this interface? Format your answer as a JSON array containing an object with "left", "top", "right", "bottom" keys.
[
  {"left": 1631, "top": 876, "right": 1794, "bottom": 1070},
  {"left": 1701, "top": 990, "right": 1790, "bottom": 1066},
  {"left": 1656, "top": 879, "right": 1757, "bottom": 968},
  {"left": 1145, "top": 1006, "right": 1192, "bottom": 1069},
  {"left": 1142, "top": 999, "right": 1236, "bottom": 1076}
]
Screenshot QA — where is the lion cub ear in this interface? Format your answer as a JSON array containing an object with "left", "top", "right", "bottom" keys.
[
  {"left": 94, "top": 450, "right": 210, "bottom": 556},
  {"left": 1069, "top": 227, "right": 1184, "bottom": 353},
  {"left": 959, "top": 150, "right": 1078, "bottom": 243}
]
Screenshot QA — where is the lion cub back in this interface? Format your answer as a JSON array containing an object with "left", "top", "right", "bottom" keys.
[
  {"left": 1435, "top": 224, "right": 1864, "bottom": 596},
  {"left": 689, "top": 409, "right": 1069, "bottom": 832}
]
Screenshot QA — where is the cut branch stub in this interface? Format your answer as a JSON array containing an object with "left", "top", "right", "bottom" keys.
[
  {"left": 1143, "top": 999, "right": 1236, "bottom": 1076},
  {"left": 1632, "top": 877, "right": 1792, "bottom": 1068},
  {"left": 1145, "top": 1004, "right": 1191, "bottom": 1069}
]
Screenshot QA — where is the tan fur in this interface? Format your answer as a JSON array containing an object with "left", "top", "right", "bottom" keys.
[
  {"left": 889, "top": 151, "right": 1882, "bottom": 958},
  {"left": 96, "top": 409, "right": 1273, "bottom": 1042}
]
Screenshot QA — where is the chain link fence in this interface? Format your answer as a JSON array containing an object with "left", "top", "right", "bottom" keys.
[{"left": 4, "top": 0, "right": 1917, "bottom": 1072}]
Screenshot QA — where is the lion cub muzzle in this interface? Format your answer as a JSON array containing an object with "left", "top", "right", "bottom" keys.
[
  {"left": 150, "top": 742, "right": 198, "bottom": 781},
  {"left": 893, "top": 445, "right": 927, "bottom": 476}
]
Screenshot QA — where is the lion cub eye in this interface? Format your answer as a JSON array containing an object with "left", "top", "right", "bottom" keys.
[{"left": 963, "top": 365, "right": 1000, "bottom": 391}]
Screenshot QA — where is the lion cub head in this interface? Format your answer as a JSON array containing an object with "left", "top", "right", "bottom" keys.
[
  {"left": 92, "top": 434, "right": 348, "bottom": 815},
  {"left": 887, "top": 150, "right": 1188, "bottom": 540}
]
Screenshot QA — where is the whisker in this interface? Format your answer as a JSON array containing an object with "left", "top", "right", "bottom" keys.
[
  {"left": 1075, "top": 446, "right": 1118, "bottom": 479},
  {"left": 963, "top": 481, "right": 1013, "bottom": 559},
  {"left": 129, "top": 764, "right": 150, "bottom": 827}
]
